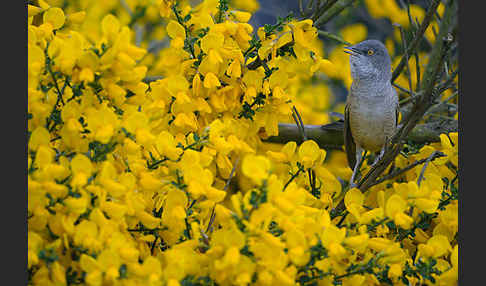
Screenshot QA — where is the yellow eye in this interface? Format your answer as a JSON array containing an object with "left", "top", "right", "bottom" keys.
[{"left": 367, "top": 49, "right": 374, "bottom": 56}]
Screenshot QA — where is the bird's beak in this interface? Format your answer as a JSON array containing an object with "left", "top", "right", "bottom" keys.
[{"left": 343, "top": 46, "right": 361, "bottom": 56}]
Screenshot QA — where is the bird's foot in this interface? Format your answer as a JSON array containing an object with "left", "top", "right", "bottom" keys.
[
  {"left": 371, "top": 154, "right": 382, "bottom": 167},
  {"left": 372, "top": 147, "right": 386, "bottom": 167},
  {"left": 349, "top": 182, "right": 358, "bottom": 189}
]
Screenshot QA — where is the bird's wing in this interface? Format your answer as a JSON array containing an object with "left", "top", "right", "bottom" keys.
[{"left": 344, "top": 102, "right": 356, "bottom": 169}]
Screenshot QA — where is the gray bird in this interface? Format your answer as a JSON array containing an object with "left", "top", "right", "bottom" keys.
[{"left": 343, "top": 40, "right": 399, "bottom": 187}]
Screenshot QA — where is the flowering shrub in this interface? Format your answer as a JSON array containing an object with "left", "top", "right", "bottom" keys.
[{"left": 28, "top": 0, "right": 458, "bottom": 285}]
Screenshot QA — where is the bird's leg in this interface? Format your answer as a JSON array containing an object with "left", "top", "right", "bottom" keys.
[
  {"left": 372, "top": 137, "right": 390, "bottom": 167},
  {"left": 372, "top": 146, "right": 386, "bottom": 167},
  {"left": 349, "top": 146, "right": 364, "bottom": 188}
]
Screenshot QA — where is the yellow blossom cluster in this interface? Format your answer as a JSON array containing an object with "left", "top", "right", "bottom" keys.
[{"left": 28, "top": 0, "right": 458, "bottom": 285}]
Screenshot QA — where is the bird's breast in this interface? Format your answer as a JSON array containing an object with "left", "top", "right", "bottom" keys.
[{"left": 348, "top": 95, "right": 396, "bottom": 152}]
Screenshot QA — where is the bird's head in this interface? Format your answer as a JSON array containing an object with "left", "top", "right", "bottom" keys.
[{"left": 344, "top": 39, "right": 392, "bottom": 82}]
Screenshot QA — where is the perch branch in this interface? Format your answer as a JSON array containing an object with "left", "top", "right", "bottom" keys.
[{"left": 264, "top": 119, "right": 457, "bottom": 149}]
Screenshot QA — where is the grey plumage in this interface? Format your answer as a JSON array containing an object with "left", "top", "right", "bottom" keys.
[{"left": 343, "top": 40, "right": 399, "bottom": 186}]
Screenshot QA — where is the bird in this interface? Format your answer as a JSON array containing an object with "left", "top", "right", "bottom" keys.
[{"left": 343, "top": 39, "right": 399, "bottom": 187}]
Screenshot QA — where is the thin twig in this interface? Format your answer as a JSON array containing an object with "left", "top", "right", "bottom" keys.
[
  {"left": 204, "top": 156, "right": 240, "bottom": 236},
  {"left": 417, "top": 151, "right": 441, "bottom": 186},
  {"left": 312, "top": 0, "right": 337, "bottom": 22},
  {"left": 393, "top": 83, "right": 412, "bottom": 95},
  {"left": 120, "top": 0, "right": 133, "bottom": 16},
  {"left": 399, "top": 91, "right": 422, "bottom": 106},
  {"left": 391, "top": 0, "right": 442, "bottom": 82},
  {"left": 366, "top": 151, "right": 445, "bottom": 189},
  {"left": 151, "top": 236, "right": 158, "bottom": 255},
  {"left": 402, "top": 0, "right": 418, "bottom": 32},
  {"left": 397, "top": 24, "right": 415, "bottom": 96},
  {"left": 292, "top": 106, "right": 307, "bottom": 141},
  {"left": 437, "top": 69, "right": 458, "bottom": 94},
  {"left": 314, "top": 0, "right": 356, "bottom": 27},
  {"left": 134, "top": 24, "right": 144, "bottom": 47},
  {"left": 143, "top": 75, "right": 164, "bottom": 83},
  {"left": 306, "top": 0, "right": 316, "bottom": 15},
  {"left": 223, "top": 157, "right": 240, "bottom": 191},
  {"left": 283, "top": 166, "right": 304, "bottom": 191},
  {"left": 415, "top": 52, "right": 421, "bottom": 91},
  {"left": 317, "top": 30, "right": 351, "bottom": 45}
]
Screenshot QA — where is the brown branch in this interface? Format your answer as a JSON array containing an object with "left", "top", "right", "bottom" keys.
[{"left": 264, "top": 119, "right": 457, "bottom": 149}]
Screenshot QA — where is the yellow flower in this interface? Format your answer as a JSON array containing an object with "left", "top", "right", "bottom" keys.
[
  {"left": 101, "top": 14, "right": 120, "bottom": 41},
  {"left": 231, "top": 11, "right": 252, "bottom": 23},
  {"left": 67, "top": 11, "right": 86, "bottom": 24},
  {"left": 203, "top": 72, "right": 221, "bottom": 88},
  {"left": 43, "top": 7, "right": 65, "bottom": 30},
  {"left": 343, "top": 233, "right": 369, "bottom": 252},
  {"left": 298, "top": 140, "right": 325, "bottom": 169},
  {"left": 28, "top": 5, "right": 43, "bottom": 17},
  {"left": 440, "top": 132, "right": 458, "bottom": 166},
  {"left": 318, "top": 59, "right": 337, "bottom": 77},
  {"left": 65, "top": 195, "right": 89, "bottom": 215},
  {"left": 136, "top": 210, "right": 161, "bottom": 229},
  {"left": 314, "top": 166, "right": 342, "bottom": 197},
  {"left": 26, "top": 1, "right": 458, "bottom": 283},
  {"left": 388, "top": 263, "right": 403, "bottom": 280},
  {"left": 227, "top": 59, "right": 242, "bottom": 78},
  {"left": 29, "top": 126, "right": 50, "bottom": 151},
  {"left": 385, "top": 194, "right": 413, "bottom": 229},
  {"left": 321, "top": 225, "right": 346, "bottom": 249},
  {"left": 166, "top": 20, "right": 186, "bottom": 40},
  {"left": 292, "top": 19, "right": 316, "bottom": 49},
  {"left": 341, "top": 23, "right": 367, "bottom": 44},
  {"left": 423, "top": 235, "right": 452, "bottom": 258},
  {"left": 241, "top": 154, "right": 271, "bottom": 185},
  {"left": 201, "top": 31, "right": 225, "bottom": 65}
]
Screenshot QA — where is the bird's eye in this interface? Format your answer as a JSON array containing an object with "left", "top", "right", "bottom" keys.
[{"left": 367, "top": 49, "right": 374, "bottom": 56}]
